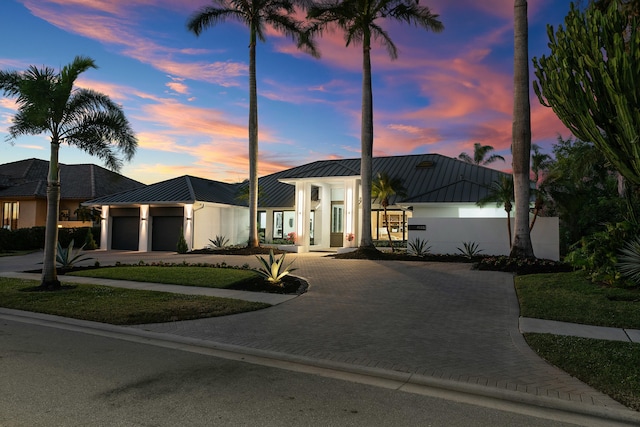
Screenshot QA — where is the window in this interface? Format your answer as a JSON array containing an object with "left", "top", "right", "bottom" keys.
[
  {"left": 283, "top": 211, "right": 295, "bottom": 238},
  {"left": 372, "top": 209, "right": 411, "bottom": 241},
  {"left": 331, "top": 204, "right": 344, "bottom": 233},
  {"left": 258, "top": 211, "right": 266, "bottom": 243},
  {"left": 273, "top": 211, "right": 283, "bottom": 239},
  {"left": 2, "top": 202, "right": 18, "bottom": 230}
]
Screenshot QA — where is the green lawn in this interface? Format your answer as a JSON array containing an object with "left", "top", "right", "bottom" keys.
[
  {"left": 68, "top": 266, "right": 259, "bottom": 288},
  {"left": 517, "top": 270, "right": 640, "bottom": 411},
  {"left": 0, "top": 277, "right": 269, "bottom": 325},
  {"left": 515, "top": 270, "right": 640, "bottom": 329},
  {"left": 525, "top": 333, "right": 640, "bottom": 411}
]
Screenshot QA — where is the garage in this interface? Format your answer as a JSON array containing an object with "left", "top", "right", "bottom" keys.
[
  {"left": 111, "top": 208, "right": 140, "bottom": 250},
  {"left": 151, "top": 207, "right": 184, "bottom": 251}
]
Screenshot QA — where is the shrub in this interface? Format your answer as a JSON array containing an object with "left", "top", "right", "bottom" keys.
[
  {"left": 255, "top": 249, "right": 297, "bottom": 287},
  {"left": 457, "top": 241, "right": 484, "bottom": 259},
  {"left": 209, "top": 235, "right": 229, "bottom": 249},
  {"left": 617, "top": 237, "right": 640, "bottom": 287},
  {"left": 474, "top": 256, "right": 573, "bottom": 275},
  {"left": 407, "top": 238, "right": 431, "bottom": 257},
  {"left": 176, "top": 230, "right": 188, "bottom": 254},
  {"left": 84, "top": 228, "right": 97, "bottom": 250},
  {"left": 56, "top": 239, "right": 94, "bottom": 269},
  {"left": 565, "top": 221, "right": 636, "bottom": 285}
]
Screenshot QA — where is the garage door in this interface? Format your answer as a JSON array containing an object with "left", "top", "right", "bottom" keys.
[
  {"left": 111, "top": 216, "right": 140, "bottom": 250},
  {"left": 152, "top": 216, "right": 183, "bottom": 251}
]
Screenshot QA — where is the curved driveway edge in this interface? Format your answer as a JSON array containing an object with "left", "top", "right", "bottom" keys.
[{"left": 2, "top": 250, "right": 639, "bottom": 423}]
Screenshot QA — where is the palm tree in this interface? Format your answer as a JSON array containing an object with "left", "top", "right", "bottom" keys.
[
  {"left": 371, "top": 172, "right": 406, "bottom": 250},
  {"left": 188, "top": 0, "right": 319, "bottom": 248},
  {"left": 529, "top": 144, "right": 552, "bottom": 231},
  {"left": 510, "top": 0, "right": 534, "bottom": 258},
  {"left": 458, "top": 142, "right": 505, "bottom": 166},
  {"left": 308, "top": 0, "right": 443, "bottom": 250},
  {"left": 0, "top": 56, "right": 137, "bottom": 290},
  {"left": 478, "top": 175, "right": 514, "bottom": 247}
]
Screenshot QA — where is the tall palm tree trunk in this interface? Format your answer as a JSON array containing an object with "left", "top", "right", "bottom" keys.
[
  {"left": 510, "top": 0, "right": 535, "bottom": 258},
  {"left": 359, "top": 34, "right": 374, "bottom": 249},
  {"left": 248, "top": 26, "right": 259, "bottom": 248},
  {"left": 41, "top": 141, "right": 61, "bottom": 290},
  {"left": 506, "top": 203, "right": 513, "bottom": 247}
]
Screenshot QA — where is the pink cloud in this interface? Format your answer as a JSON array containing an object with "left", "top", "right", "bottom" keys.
[
  {"left": 166, "top": 81, "right": 190, "bottom": 95},
  {"left": 20, "top": 0, "right": 247, "bottom": 87}
]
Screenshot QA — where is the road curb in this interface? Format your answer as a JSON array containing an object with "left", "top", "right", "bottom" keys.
[{"left": 2, "top": 307, "right": 639, "bottom": 426}]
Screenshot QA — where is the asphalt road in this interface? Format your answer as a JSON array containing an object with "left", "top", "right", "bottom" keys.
[{"left": 1, "top": 318, "right": 609, "bottom": 427}]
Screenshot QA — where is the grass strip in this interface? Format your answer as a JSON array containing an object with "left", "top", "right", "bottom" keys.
[
  {"left": 68, "top": 266, "right": 259, "bottom": 288},
  {"left": 525, "top": 333, "right": 640, "bottom": 411},
  {"left": 0, "top": 277, "right": 269, "bottom": 325},
  {"left": 515, "top": 271, "right": 640, "bottom": 329}
]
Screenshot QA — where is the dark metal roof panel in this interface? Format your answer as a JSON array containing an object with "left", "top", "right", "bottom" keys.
[
  {"left": 85, "top": 175, "right": 242, "bottom": 206},
  {"left": 0, "top": 159, "right": 143, "bottom": 200}
]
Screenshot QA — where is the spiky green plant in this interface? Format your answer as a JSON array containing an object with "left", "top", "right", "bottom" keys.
[
  {"left": 56, "top": 240, "right": 93, "bottom": 269},
  {"left": 209, "top": 235, "right": 229, "bottom": 249},
  {"left": 457, "top": 241, "right": 484, "bottom": 259},
  {"left": 407, "top": 238, "right": 431, "bottom": 257},
  {"left": 255, "top": 249, "right": 297, "bottom": 287},
  {"left": 617, "top": 237, "right": 640, "bottom": 286}
]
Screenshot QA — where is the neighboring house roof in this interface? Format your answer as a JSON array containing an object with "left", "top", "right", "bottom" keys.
[
  {"left": 83, "top": 153, "right": 510, "bottom": 208},
  {"left": 0, "top": 158, "right": 144, "bottom": 199},
  {"left": 277, "top": 154, "right": 509, "bottom": 204},
  {"left": 85, "top": 175, "right": 241, "bottom": 206}
]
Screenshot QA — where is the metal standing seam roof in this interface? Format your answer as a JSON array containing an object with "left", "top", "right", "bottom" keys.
[
  {"left": 0, "top": 158, "right": 144, "bottom": 199},
  {"left": 83, "top": 154, "right": 511, "bottom": 208},
  {"left": 275, "top": 154, "right": 509, "bottom": 204},
  {"left": 84, "top": 175, "right": 242, "bottom": 206}
]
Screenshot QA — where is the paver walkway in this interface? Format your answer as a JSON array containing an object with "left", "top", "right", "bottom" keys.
[{"left": 1, "top": 250, "right": 639, "bottom": 423}]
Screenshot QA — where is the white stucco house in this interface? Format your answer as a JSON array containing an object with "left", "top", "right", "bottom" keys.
[{"left": 84, "top": 153, "right": 559, "bottom": 259}]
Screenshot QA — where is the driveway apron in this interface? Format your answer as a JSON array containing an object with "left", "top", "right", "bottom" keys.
[{"left": 120, "top": 254, "right": 623, "bottom": 409}]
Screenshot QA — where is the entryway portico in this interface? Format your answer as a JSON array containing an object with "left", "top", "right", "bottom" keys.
[{"left": 279, "top": 176, "right": 361, "bottom": 252}]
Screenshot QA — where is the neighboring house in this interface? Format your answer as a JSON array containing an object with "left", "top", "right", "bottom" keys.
[
  {"left": 0, "top": 158, "right": 144, "bottom": 230},
  {"left": 86, "top": 153, "right": 541, "bottom": 253}
]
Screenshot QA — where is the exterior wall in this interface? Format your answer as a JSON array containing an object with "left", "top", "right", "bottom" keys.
[
  {"left": 412, "top": 203, "right": 506, "bottom": 218},
  {"left": 1, "top": 199, "right": 46, "bottom": 228},
  {"left": 407, "top": 217, "right": 560, "bottom": 260},
  {"left": 17, "top": 200, "right": 41, "bottom": 228},
  {"left": 192, "top": 202, "right": 249, "bottom": 249}
]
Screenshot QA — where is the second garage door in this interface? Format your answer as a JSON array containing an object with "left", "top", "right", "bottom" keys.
[{"left": 151, "top": 216, "right": 183, "bottom": 251}]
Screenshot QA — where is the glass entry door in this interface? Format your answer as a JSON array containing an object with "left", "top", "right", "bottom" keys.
[{"left": 330, "top": 202, "right": 344, "bottom": 247}]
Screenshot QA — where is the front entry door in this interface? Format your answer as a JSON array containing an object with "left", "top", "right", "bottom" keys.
[{"left": 330, "top": 202, "right": 344, "bottom": 247}]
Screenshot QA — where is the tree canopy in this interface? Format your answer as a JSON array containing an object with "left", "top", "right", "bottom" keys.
[{"left": 533, "top": 0, "right": 640, "bottom": 185}]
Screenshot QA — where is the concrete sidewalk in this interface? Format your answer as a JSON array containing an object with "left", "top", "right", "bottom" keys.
[{"left": 1, "top": 250, "right": 639, "bottom": 425}]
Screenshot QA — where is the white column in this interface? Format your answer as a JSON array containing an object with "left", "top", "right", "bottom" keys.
[
  {"left": 320, "top": 185, "right": 332, "bottom": 249},
  {"left": 295, "top": 182, "right": 311, "bottom": 252},
  {"left": 100, "top": 205, "right": 109, "bottom": 250},
  {"left": 345, "top": 179, "right": 358, "bottom": 247},
  {"left": 184, "top": 204, "right": 193, "bottom": 251},
  {"left": 138, "top": 204, "right": 149, "bottom": 252}
]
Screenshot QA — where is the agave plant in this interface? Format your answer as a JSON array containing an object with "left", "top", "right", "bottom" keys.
[
  {"left": 617, "top": 237, "right": 640, "bottom": 286},
  {"left": 457, "top": 241, "right": 484, "bottom": 259},
  {"left": 255, "top": 249, "right": 297, "bottom": 287},
  {"left": 56, "top": 240, "right": 94, "bottom": 270},
  {"left": 209, "top": 235, "right": 229, "bottom": 249},
  {"left": 408, "top": 238, "right": 431, "bottom": 257}
]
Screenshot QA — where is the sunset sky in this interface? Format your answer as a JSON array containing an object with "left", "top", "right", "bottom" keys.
[{"left": 0, "top": 0, "right": 574, "bottom": 184}]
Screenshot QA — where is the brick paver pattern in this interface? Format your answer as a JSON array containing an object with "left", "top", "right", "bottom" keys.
[{"left": 118, "top": 253, "right": 624, "bottom": 409}]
